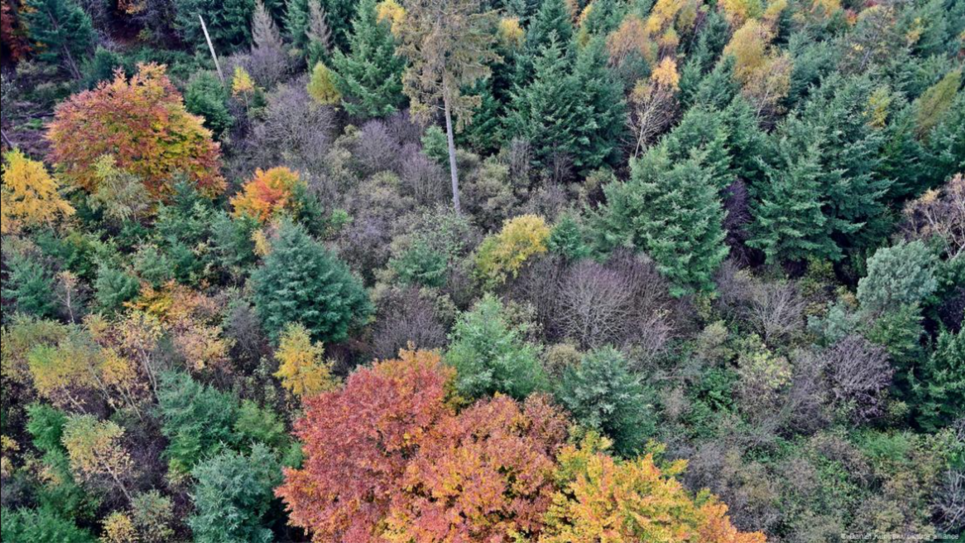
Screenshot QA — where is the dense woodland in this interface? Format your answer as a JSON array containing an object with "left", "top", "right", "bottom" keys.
[{"left": 0, "top": 0, "right": 963, "bottom": 541}]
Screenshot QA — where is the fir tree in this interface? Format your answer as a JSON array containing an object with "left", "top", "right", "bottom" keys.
[
  {"left": 748, "top": 134, "right": 836, "bottom": 264},
  {"left": 570, "top": 36, "right": 627, "bottom": 173},
  {"left": 592, "top": 147, "right": 729, "bottom": 296},
  {"left": 330, "top": 0, "right": 406, "bottom": 119},
  {"left": 21, "top": 0, "right": 93, "bottom": 79},
  {"left": 251, "top": 218, "right": 371, "bottom": 343}
]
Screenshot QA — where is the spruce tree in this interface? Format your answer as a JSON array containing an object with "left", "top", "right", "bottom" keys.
[
  {"left": 287, "top": 0, "right": 356, "bottom": 52},
  {"left": 174, "top": 0, "right": 255, "bottom": 53},
  {"left": 330, "top": 0, "right": 406, "bottom": 119},
  {"left": 748, "top": 134, "right": 836, "bottom": 264},
  {"left": 514, "top": 0, "right": 573, "bottom": 86},
  {"left": 21, "top": 0, "right": 93, "bottom": 79},
  {"left": 251, "top": 219, "right": 371, "bottom": 343},
  {"left": 570, "top": 36, "right": 627, "bottom": 173},
  {"left": 592, "top": 147, "right": 728, "bottom": 296}
]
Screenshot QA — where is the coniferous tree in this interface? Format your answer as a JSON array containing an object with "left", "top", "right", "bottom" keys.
[
  {"left": 514, "top": 0, "right": 573, "bottom": 87},
  {"left": 330, "top": 0, "right": 406, "bottom": 119},
  {"left": 593, "top": 147, "right": 728, "bottom": 296},
  {"left": 287, "top": 0, "right": 356, "bottom": 52},
  {"left": 21, "top": 0, "right": 93, "bottom": 79},
  {"left": 748, "top": 135, "right": 835, "bottom": 264},
  {"left": 570, "top": 36, "right": 627, "bottom": 172},
  {"left": 174, "top": 0, "right": 256, "bottom": 53},
  {"left": 251, "top": 219, "right": 371, "bottom": 343}
]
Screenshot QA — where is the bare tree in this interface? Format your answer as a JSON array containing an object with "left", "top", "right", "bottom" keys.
[
  {"left": 744, "top": 280, "right": 806, "bottom": 346},
  {"left": 824, "top": 335, "right": 893, "bottom": 423}
]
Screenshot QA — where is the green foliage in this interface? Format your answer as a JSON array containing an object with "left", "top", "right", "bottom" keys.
[
  {"left": 287, "top": 0, "right": 356, "bottom": 51},
  {"left": 251, "top": 219, "right": 371, "bottom": 343},
  {"left": 857, "top": 241, "right": 939, "bottom": 315},
  {"left": 547, "top": 214, "right": 590, "bottom": 261},
  {"left": 93, "top": 264, "right": 140, "bottom": 314},
  {"left": 185, "top": 72, "right": 235, "bottom": 138},
  {"left": 915, "top": 69, "right": 961, "bottom": 139},
  {"left": 2, "top": 250, "right": 57, "bottom": 319},
  {"left": 21, "top": 0, "right": 94, "bottom": 78},
  {"left": 446, "top": 294, "right": 546, "bottom": 399},
  {"left": 174, "top": 0, "right": 256, "bottom": 53},
  {"left": 307, "top": 62, "right": 342, "bottom": 105},
  {"left": 26, "top": 402, "right": 68, "bottom": 454},
  {"left": 555, "top": 347, "right": 655, "bottom": 457},
  {"left": 592, "top": 147, "right": 728, "bottom": 296},
  {"left": 0, "top": 507, "right": 96, "bottom": 543},
  {"left": 157, "top": 372, "right": 239, "bottom": 474},
  {"left": 390, "top": 239, "right": 447, "bottom": 288},
  {"left": 188, "top": 445, "right": 282, "bottom": 543},
  {"left": 330, "top": 0, "right": 406, "bottom": 118},
  {"left": 912, "top": 327, "right": 964, "bottom": 431}
]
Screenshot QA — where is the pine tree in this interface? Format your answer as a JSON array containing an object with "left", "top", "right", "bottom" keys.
[
  {"left": 251, "top": 218, "right": 371, "bottom": 342},
  {"left": 593, "top": 147, "right": 728, "bottom": 296},
  {"left": 21, "top": 0, "right": 94, "bottom": 79},
  {"left": 748, "top": 134, "right": 836, "bottom": 264},
  {"left": 330, "top": 0, "right": 406, "bottom": 119}
]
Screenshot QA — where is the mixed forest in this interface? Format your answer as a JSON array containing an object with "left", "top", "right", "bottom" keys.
[{"left": 0, "top": 0, "right": 963, "bottom": 541}]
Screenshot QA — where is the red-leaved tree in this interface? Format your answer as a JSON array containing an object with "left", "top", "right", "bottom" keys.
[{"left": 47, "top": 63, "right": 224, "bottom": 197}]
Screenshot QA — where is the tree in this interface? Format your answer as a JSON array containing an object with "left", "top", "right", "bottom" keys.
[
  {"left": 287, "top": 0, "right": 356, "bottom": 51},
  {"left": 857, "top": 241, "right": 939, "bottom": 315},
  {"left": 747, "top": 134, "right": 835, "bottom": 264},
  {"left": 48, "top": 64, "right": 224, "bottom": 197},
  {"left": 823, "top": 335, "right": 893, "bottom": 424},
  {"left": 273, "top": 322, "right": 337, "bottom": 398},
  {"left": 277, "top": 349, "right": 454, "bottom": 543},
  {"left": 21, "top": 0, "right": 93, "bottom": 79},
  {"left": 396, "top": 0, "right": 499, "bottom": 213},
  {"left": 157, "top": 372, "right": 239, "bottom": 473},
  {"left": 913, "top": 327, "right": 964, "bottom": 431},
  {"left": 188, "top": 445, "right": 282, "bottom": 543},
  {"left": 383, "top": 395, "right": 570, "bottom": 543},
  {"left": 231, "top": 166, "right": 304, "bottom": 222},
  {"left": 0, "top": 507, "right": 96, "bottom": 543},
  {"left": 555, "top": 347, "right": 655, "bottom": 457},
  {"left": 306, "top": 61, "right": 342, "bottom": 105},
  {"left": 185, "top": 72, "right": 235, "bottom": 138},
  {"left": 915, "top": 69, "right": 961, "bottom": 139},
  {"left": 61, "top": 415, "right": 134, "bottom": 502},
  {"left": 2, "top": 250, "right": 58, "bottom": 319},
  {"left": 593, "top": 147, "right": 728, "bottom": 296},
  {"left": 446, "top": 294, "right": 546, "bottom": 399},
  {"left": 475, "top": 214, "right": 551, "bottom": 286},
  {"left": 541, "top": 434, "right": 767, "bottom": 543},
  {"left": 629, "top": 56, "right": 680, "bottom": 155},
  {"left": 330, "top": 0, "right": 407, "bottom": 118},
  {"left": 1, "top": 149, "right": 75, "bottom": 235},
  {"left": 251, "top": 219, "right": 371, "bottom": 342},
  {"left": 174, "top": 0, "right": 256, "bottom": 53}
]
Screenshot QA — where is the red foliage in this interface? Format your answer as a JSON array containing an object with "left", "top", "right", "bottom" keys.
[
  {"left": 1, "top": 0, "right": 27, "bottom": 62},
  {"left": 385, "top": 394, "right": 570, "bottom": 543},
  {"left": 47, "top": 63, "right": 224, "bottom": 197},
  {"left": 276, "top": 349, "right": 455, "bottom": 543}
]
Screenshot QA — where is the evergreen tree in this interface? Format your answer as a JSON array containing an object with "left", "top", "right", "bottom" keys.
[
  {"left": 748, "top": 135, "right": 835, "bottom": 264},
  {"left": 571, "top": 36, "right": 627, "bottom": 172},
  {"left": 287, "top": 0, "right": 356, "bottom": 52},
  {"left": 251, "top": 219, "right": 371, "bottom": 343},
  {"left": 330, "top": 0, "right": 406, "bottom": 119},
  {"left": 514, "top": 0, "right": 573, "bottom": 86},
  {"left": 21, "top": 0, "right": 93, "bottom": 79},
  {"left": 174, "top": 0, "right": 256, "bottom": 53},
  {"left": 592, "top": 147, "right": 728, "bottom": 296},
  {"left": 913, "top": 327, "right": 964, "bottom": 431}
]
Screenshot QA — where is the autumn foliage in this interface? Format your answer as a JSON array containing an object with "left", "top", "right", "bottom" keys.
[
  {"left": 231, "top": 166, "right": 304, "bottom": 222},
  {"left": 1, "top": 149, "right": 75, "bottom": 234},
  {"left": 47, "top": 63, "right": 224, "bottom": 197}
]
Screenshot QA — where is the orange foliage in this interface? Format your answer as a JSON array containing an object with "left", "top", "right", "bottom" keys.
[
  {"left": 277, "top": 349, "right": 455, "bottom": 543},
  {"left": 231, "top": 167, "right": 303, "bottom": 223},
  {"left": 384, "top": 395, "right": 570, "bottom": 543},
  {"left": 47, "top": 63, "right": 224, "bottom": 198},
  {"left": 1, "top": 0, "right": 27, "bottom": 62}
]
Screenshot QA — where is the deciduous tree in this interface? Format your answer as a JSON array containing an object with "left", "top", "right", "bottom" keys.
[
  {"left": 1, "top": 149, "right": 75, "bottom": 235},
  {"left": 273, "top": 322, "right": 337, "bottom": 398}
]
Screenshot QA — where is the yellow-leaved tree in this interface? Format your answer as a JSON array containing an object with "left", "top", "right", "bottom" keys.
[
  {"left": 231, "top": 166, "right": 304, "bottom": 223},
  {"left": 62, "top": 415, "right": 134, "bottom": 502},
  {"left": 541, "top": 433, "right": 767, "bottom": 543},
  {"left": 274, "top": 322, "right": 338, "bottom": 398},
  {"left": 475, "top": 214, "right": 551, "bottom": 286},
  {"left": 1, "top": 149, "right": 74, "bottom": 234}
]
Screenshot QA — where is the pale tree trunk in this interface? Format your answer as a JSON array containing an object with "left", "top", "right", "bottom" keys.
[{"left": 443, "top": 92, "right": 461, "bottom": 214}]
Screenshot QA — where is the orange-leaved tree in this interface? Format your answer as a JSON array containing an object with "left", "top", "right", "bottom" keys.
[
  {"left": 231, "top": 166, "right": 304, "bottom": 223},
  {"left": 47, "top": 63, "right": 224, "bottom": 197},
  {"left": 541, "top": 433, "right": 767, "bottom": 543},
  {"left": 276, "top": 349, "right": 455, "bottom": 543},
  {"left": 383, "top": 393, "right": 570, "bottom": 543}
]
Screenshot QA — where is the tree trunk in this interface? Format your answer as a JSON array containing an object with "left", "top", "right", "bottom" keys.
[
  {"left": 443, "top": 94, "right": 461, "bottom": 214},
  {"left": 199, "top": 14, "right": 226, "bottom": 87}
]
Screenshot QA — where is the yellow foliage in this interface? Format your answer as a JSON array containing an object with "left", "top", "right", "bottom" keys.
[
  {"left": 307, "top": 62, "right": 342, "bottom": 106},
  {"left": 498, "top": 17, "right": 525, "bottom": 49},
  {"left": 252, "top": 228, "right": 272, "bottom": 257},
  {"left": 650, "top": 57, "right": 680, "bottom": 89},
  {"left": 102, "top": 512, "right": 138, "bottom": 543},
  {"left": 865, "top": 87, "right": 892, "bottom": 129},
  {"left": 62, "top": 415, "right": 133, "bottom": 499},
  {"left": 475, "top": 214, "right": 551, "bottom": 286},
  {"left": 231, "top": 166, "right": 303, "bottom": 223},
  {"left": 232, "top": 66, "right": 255, "bottom": 98},
  {"left": 376, "top": 0, "right": 406, "bottom": 35},
  {"left": 1, "top": 435, "right": 19, "bottom": 478},
  {"left": 541, "top": 433, "right": 767, "bottom": 543},
  {"left": 720, "top": 0, "right": 763, "bottom": 27},
  {"left": 724, "top": 19, "right": 772, "bottom": 84},
  {"left": 1, "top": 149, "right": 75, "bottom": 235},
  {"left": 274, "top": 322, "right": 338, "bottom": 398}
]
